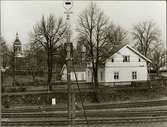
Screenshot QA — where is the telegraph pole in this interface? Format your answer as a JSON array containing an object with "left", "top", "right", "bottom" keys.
[
  {"left": 13, "top": 43, "right": 16, "bottom": 86},
  {"left": 64, "top": 1, "right": 75, "bottom": 126}
]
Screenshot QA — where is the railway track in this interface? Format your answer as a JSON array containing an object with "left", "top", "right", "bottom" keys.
[
  {"left": 2, "top": 108, "right": 167, "bottom": 126},
  {"left": 2, "top": 100, "right": 167, "bottom": 126},
  {"left": 84, "top": 100, "right": 167, "bottom": 110},
  {"left": 2, "top": 99, "right": 167, "bottom": 113},
  {"left": 2, "top": 110, "right": 167, "bottom": 119},
  {"left": 2, "top": 116, "right": 167, "bottom": 126}
]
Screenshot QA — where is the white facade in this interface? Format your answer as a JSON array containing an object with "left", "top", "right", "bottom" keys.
[
  {"left": 70, "top": 72, "right": 86, "bottom": 81},
  {"left": 86, "top": 68, "right": 105, "bottom": 82},
  {"left": 160, "top": 66, "right": 167, "bottom": 77},
  {"left": 86, "top": 45, "right": 151, "bottom": 83},
  {"left": 61, "top": 65, "right": 86, "bottom": 81},
  {"left": 61, "top": 45, "right": 151, "bottom": 83}
]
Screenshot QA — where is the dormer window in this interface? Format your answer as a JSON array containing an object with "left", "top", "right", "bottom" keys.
[{"left": 123, "top": 56, "right": 130, "bottom": 62}]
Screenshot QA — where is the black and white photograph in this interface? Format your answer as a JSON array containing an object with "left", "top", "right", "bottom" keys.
[{"left": 0, "top": 0, "right": 166, "bottom": 127}]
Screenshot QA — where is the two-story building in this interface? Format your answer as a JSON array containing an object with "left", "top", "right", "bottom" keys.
[
  {"left": 86, "top": 43, "right": 152, "bottom": 83},
  {"left": 61, "top": 43, "right": 152, "bottom": 85}
]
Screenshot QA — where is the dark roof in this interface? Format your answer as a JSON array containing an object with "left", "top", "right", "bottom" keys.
[
  {"left": 99, "top": 42, "right": 152, "bottom": 63},
  {"left": 14, "top": 39, "right": 21, "bottom": 45},
  {"left": 100, "top": 42, "right": 128, "bottom": 62}
]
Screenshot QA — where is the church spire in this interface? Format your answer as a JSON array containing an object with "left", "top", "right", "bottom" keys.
[
  {"left": 13, "top": 32, "right": 22, "bottom": 57},
  {"left": 16, "top": 32, "right": 19, "bottom": 40},
  {"left": 14, "top": 32, "right": 21, "bottom": 45}
]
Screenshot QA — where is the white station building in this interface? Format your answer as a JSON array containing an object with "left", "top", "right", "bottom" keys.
[{"left": 61, "top": 43, "right": 152, "bottom": 84}]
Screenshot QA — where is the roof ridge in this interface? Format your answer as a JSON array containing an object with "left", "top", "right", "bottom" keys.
[{"left": 126, "top": 45, "right": 152, "bottom": 63}]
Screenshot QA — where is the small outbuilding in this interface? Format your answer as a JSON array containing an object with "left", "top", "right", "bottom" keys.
[{"left": 60, "top": 64, "right": 86, "bottom": 81}]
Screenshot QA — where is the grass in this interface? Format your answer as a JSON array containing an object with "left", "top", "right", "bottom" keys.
[
  {"left": 2, "top": 75, "right": 167, "bottom": 107},
  {"left": 2, "top": 87, "right": 167, "bottom": 108}
]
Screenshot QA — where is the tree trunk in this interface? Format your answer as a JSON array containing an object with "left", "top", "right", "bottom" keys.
[
  {"left": 91, "top": 64, "right": 99, "bottom": 103},
  {"left": 156, "top": 68, "right": 159, "bottom": 77},
  {"left": 47, "top": 50, "right": 53, "bottom": 91},
  {"left": 94, "top": 69, "right": 99, "bottom": 102},
  {"left": 1, "top": 72, "right": 4, "bottom": 85},
  {"left": 50, "top": 53, "right": 53, "bottom": 89}
]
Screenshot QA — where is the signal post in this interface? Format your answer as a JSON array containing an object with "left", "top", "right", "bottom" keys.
[{"left": 64, "top": 1, "right": 75, "bottom": 126}]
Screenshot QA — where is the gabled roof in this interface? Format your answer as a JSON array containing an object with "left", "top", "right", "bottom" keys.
[
  {"left": 100, "top": 42, "right": 128, "bottom": 62},
  {"left": 60, "top": 64, "right": 67, "bottom": 75},
  {"left": 100, "top": 43, "right": 152, "bottom": 63},
  {"left": 126, "top": 45, "right": 152, "bottom": 63}
]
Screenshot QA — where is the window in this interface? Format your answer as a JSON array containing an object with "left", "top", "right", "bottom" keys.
[
  {"left": 139, "top": 58, "right": 141, "bottom": 62},
  {"left": 132, "top": 72, "right": 137, "bottom": 79},
  {"left": 111, "top": 58, "right": 114, "bottom": 62},
  {"left": 114, "top": 72, "right": 119, "bottom": 80},
  {"left": 123, "top": 56, "right": 130, "bottom": 62}
]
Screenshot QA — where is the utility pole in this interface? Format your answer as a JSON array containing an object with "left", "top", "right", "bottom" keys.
[
  {"left": 13, "top": 42, "right": 16, "bottom": 86},
  {"left": 0, "top": 36, "right": 1, "bottom": 127},
  {"left": 12, "top": 46, "right": 16, "bottom": 86},
  {"left": 64, "top": 1, "right": 75, "bottom": 126}
]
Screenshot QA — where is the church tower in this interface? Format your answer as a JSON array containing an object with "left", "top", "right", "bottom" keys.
[{"left": 13, "top": 32, "right": 22, "bottom": 57}]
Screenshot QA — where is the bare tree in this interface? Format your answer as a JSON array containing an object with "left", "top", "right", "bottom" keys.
[
  {"left": 77, "top": 3, "right": 127, "bottom": 102},
  {"left": 0, "top": 37, "right": 9, "bottom": 69},
  {"left": 151, "top": 42, "right": 166, "bottom": 76},
  {"left": 77, "top": 3, "right": 109, "bottom": 102},
  {"left": 105, "top": 24, "right": 127, "bottom": 45},
  {"left": 24, "top": 44, "right": 43, "bottom": 82},
  {"left": 31, "top": 15, "right": 66, "bottom": 91},
  {"left": 53, "top": 43, "right": 66, "bottom": 68},
  {"left": 5, "top": 47, "right": 15, "bottom": 86},
  {"left": 132, "top": 21, "right": 160, "bottom": 58},
  {"left": 0, "top": 37, "right": 9, "bottom": 84}
]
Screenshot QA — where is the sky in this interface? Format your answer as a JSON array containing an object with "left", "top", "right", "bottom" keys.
[{"left": 1, "top": 1, "right": 166, "bottom": 48}]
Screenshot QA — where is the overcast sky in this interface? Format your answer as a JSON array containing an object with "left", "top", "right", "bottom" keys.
[{"left": 1, "top": 1, "right": 166, "bottom": 47}]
